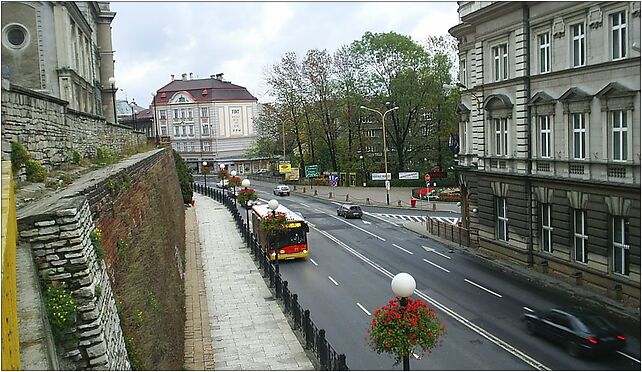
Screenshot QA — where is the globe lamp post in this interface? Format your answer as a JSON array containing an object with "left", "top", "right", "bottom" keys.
[
  {"left": 267, "top": 199, "right": 280, "bottom": 273},
  {"left": 391, "top": 273, "right": 417, "bottom": 371},
  {"left": 242, "top": 178, "right": 251, "bottom": 240},
  {"left": 231, "top": 170, "right": 237, "bottom": 206},
  {"left": 202, "top": 161, "right": 208, "bottom": 189}
]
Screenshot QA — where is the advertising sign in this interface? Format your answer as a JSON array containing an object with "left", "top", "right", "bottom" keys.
[
  {"left": 371, "top": 173, "right": 391, "bottom": 181},
  {"left": 305, "top": 165, "right": 319, "bottom": 178},
  {"left": 279, "top": 161, "right": 291, "bottom": 174},
  {"left": 399, "top": 172, "right": 419, "bottom": 180},
  {"left": 285, "top": 168, "right": 300, "bottom": 181}
]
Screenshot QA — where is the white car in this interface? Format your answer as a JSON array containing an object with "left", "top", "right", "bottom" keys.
[
  {"left": 256, "top": 168, "right": 269, "bottom": 174},
  {"left": 273, "top": 184, "right": 290, "bottom": 196},
  {"left": 215, "top": 179, "right": 229, "bottom": 189}
]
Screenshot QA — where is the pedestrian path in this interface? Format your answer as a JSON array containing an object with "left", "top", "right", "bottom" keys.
[{"left": 193, "top": 193, "right": 314, "bottom": 370}]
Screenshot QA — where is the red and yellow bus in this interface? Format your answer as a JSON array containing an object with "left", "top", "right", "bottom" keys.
[{"left": 251, "top": 203, "right": 309, "bottom": 261}]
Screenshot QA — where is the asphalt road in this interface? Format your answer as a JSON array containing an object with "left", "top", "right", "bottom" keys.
[{"left": 214, "top": 182, "right": 640, "bottom": 371}]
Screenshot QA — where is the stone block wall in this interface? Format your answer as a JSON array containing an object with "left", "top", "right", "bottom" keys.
[
  {"left": 18, "top": 196, "right": 129, "bottom": 370},
  {"left": 1, "top": 82, "right": 146, "bottom": 169}
]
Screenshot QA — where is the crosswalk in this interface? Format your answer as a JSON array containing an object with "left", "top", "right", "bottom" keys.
[{"left": 366, "top": 212, "right": 460, "bottom": 225}]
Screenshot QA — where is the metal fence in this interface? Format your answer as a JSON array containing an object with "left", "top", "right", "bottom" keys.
[
  {"left": 426, "top": 217, "right": 478, "bottom": 248},
  {"left": 193, "top": 183, "right": 349, "bottom": 370}
]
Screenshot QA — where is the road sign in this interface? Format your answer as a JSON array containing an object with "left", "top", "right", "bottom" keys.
[
  {"left": 425, "top": 174, "right": 431, "bottom": 183},
  {"left": 372, "top": 173, "right": 391, "bottom": 181},
  {"left": 305, "top": 165, "right": 319, "bottom": 178},
  {"left": 399, "top": 171, "right": 419, "bottom": 180},
  {"left": 385, "top": 180, "right": 391, "bottom": 190},
  {"left": 329, "top": 173, "right": 339, "bottom": 187}
]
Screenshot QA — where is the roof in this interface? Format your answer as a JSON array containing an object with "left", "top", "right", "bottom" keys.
[
  {"left": 251, "top": 204, "right": 305, "bottom": 222},
  {"left": 154, "top": 76, "right": 257, "bottom": 105},
  {"left": 116, "top": 100, "right": 146, "bottom": 116}
]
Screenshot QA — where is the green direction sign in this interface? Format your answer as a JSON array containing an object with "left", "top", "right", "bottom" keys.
[{"left": 305, "top": 165, "right": 319, "bottom": 178}]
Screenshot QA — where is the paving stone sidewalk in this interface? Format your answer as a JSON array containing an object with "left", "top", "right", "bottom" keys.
[{"left": 192, "top": 193, "right": 314, "bottom": 370}]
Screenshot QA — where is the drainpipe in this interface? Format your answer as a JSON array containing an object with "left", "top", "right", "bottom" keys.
[{"left": 524, "top": 4, "right": 534, "bottom": 267}]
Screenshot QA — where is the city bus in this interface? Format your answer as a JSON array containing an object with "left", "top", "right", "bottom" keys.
[{"left": 251, "top": 203, "right": 309, "bottom": 261}]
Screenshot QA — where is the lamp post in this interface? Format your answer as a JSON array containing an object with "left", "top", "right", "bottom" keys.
[
  {"left": 391, "top": 273, "right": 417, "bottom": 371},
  {"left": 267, "top": 199, "right": 280, "bottom": 273},
  {"left": 202, "top": 161, "right": 208, "bottom": 189},
  {"left": 108, "top": 77, "right": 117, "bottom": 124},
  {"left": 360, "top": 104, "right": 399, "bottom": 205},
  {"left": 231, "top": 170, "right": 237, "bottom": 206},
  {"left": 130, "top": 99, "right": 137, "bottom": 131},
  {"left": 242, "top": 178, "right": 251, "bottom": 240}
]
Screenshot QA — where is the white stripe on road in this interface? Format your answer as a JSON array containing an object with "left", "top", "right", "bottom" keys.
[
  {"left": 422, "top": 246, "right": 452, "bottom": 260},
  {"left": 311, "top": 226, "right": 549, "bottom": 371},
  {"left": 465, "top": 279, "right": 503, "bottom": 298},
  {"left": 392, "top": 243, "right": 414, "bottom": 255},
  {"left": 423, "top": 258, "right": 451, "bottom": 273},
  {"left": 616, "top": 351, "right": 640, "bottom": 363},
  {"left": 523, "top": 307, "right": 534, "bottom": 313},
  {"left": 356, "top": 302, "right": 371, "bottom": 316},
  {"left": 299, "top": 202, "right": 312, "bottom": 208},
  {"left": 331, "top": 215, "right": 386, "bottom": 241},
  {"left": 328, "top": 276, "right": 339, "bottom": 286},
  {"left": 363, "top": 212, "right": 400, "bottom": 227},
  {"left": 309, "top": 259, "right": 318, "bottom": 266},
  {"left": 412, "top": 353, "right": 421, "bottom": 360}
]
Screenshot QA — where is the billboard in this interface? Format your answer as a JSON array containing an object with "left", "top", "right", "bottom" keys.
[
  {"left": 279, "top": 161, "right": 291, "bottom": 173},
  {"left": 371, "top": 173, "right": 391, "bottom": 181},
  {"left": 285, "top": 168, "right": 300, "bottom": 181},
  {"left": 399, "top": 172, "right": 419, "bottom": 180}
]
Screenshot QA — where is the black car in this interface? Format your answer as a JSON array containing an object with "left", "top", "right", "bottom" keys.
[
  {"left": 522, "top": 307, "right": 626, "bottom": 357},
  {"left": 337, "top": 204, "right": 363, "bottom": 219}
]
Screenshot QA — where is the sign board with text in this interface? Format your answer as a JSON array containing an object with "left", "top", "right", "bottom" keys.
[
  {"left": 305, "top": 165, "right": 319, "bottom": 178},
  {"left": 399, "top": 172, "right": 419, "bottom": 180},
  {"left": 429, "top": 171, "right": 448, "bottom": 178},
  {"left": 279, "top": 161, "right": 291, "bottom": 174},
  {"left": 371, "top": 173, "right": 391, "bottom": 181}
]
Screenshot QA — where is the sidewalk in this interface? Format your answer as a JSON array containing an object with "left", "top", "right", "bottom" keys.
[{"left": 191, "top": 193, "right": 314, "bottom": 370}]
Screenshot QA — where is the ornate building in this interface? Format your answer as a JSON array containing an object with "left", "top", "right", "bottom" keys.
[
  {"left": 152, "top": 73, "right": 259, "bottom": 173},
  {"left": 450, "top": 1, "right": 640, "bottom": 304}
]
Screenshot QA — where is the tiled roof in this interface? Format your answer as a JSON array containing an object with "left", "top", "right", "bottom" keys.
[{"left": 154, "top": 76, "right": 257, "bottom": 105}]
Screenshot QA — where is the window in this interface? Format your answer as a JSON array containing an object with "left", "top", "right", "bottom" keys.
[
  {"left": 173, "top": 126, "right": 179, "bottom": 136},
  {"left": 365, "top": 145, "right": 376, "bottom": 153},
  {"left": 613, "top": 217, "right": 629, "bottom": 275},
  {"left": 539, "top": 115, "right": 551, "bottom": 158},
  {"left": 366, "top": 129, "right": 377, "bottom": 138},
  {"left": 611, "top": 11, "right": 627, "bottom": 60},
  {"left": 202, "top": 124, "right": 210, "bottom": 136},
  {"left": 573, "top": 209, "right": 588, "bottom": 263},
  {"left": 571, "top": 23, "right": 585, "bottom": 67},
  {"left": 612, "top": 111, "right": 627, "bottom": 161},
  {"left": 496, "top": 197, "right": 508, "bottom": 241},
  {"left": 161, "top": 126, "right": 167, "bottom": 136},
  {"left": 187, "top": 109, "right": 193, "bottom": 119},
  {"left": 177, "top": 142, "right": 184, "bottom": 152},
  {"left": 159, "top": 110, "right": 166, "bottom": 120},
  {"left": 180, "top": 109, "right": 186, "bottom": 118},
  {"left": 201, "top": 107, "right": 208, "bottom": 117},
  {"left": 173, "top": 109, "right": 179, "bottom": 119},
  {"left": 462, "top": 120, "right": 469, "bottom": 153},
  {"left": 189, "top": 125, "right": 194, "bottom": 136},
  {"left": 181, "top": 126, "right": 186, "bottom": 136},
  {"left": 203, "top": 142, "right": 211, "bottom": 152},
  {"left": 493, "top": 44, "right": 508, "bottom": 81},
  {"left": 538, "top": 32, "right": 550, "bottom": 73},
  {"left": 494, "top": 118, "right": 508, "bottom": 156},
  {"left": 460, "top": 58, "right": 467, "bottom": 86},
  {"left": 571, "top": 113, "right": 586, "bottom": 160},
  {"left": 3, "top": 23, "right": 29, "bottom": 49},
  {"left": 541, "top": 204, "right": 553, "bottom": 253}
]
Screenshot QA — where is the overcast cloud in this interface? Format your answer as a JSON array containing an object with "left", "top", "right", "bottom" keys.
[{"left": 110, "top": 1, "right": 459, "bottom": 107}]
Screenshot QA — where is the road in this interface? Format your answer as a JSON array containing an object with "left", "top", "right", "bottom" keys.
[{"left": 212, "top": 182, "right": 641, "bottom": 370}]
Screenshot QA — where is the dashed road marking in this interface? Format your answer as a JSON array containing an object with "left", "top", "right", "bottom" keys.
[
  {"left": 465, "top": 279, "right": 503, "bottom": 298},
  {"left": 423, "top": 258, "right": 451, "bottom": 273},
  {"left": 616, "top": 351, "right": 640, "bottom": 363},
  {"left": 422, "top": 246, "right": 452, "bottom": 260},
  {"left": 309, "top": 259, "right": 318, "bottom": 266},
  {"left": 523, "top": 307, "right": 533, "bottom": 313},
  {"left": 328, "top": 276, "right": 339, "bottom": 286},
  {"left": 356, "top": 302, "right": 371, "bottom": 316},
  {"left": 392, "top": 243, "right": 414, "bottom": 255}
]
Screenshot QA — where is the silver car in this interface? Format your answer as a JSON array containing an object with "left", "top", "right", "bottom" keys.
[{"left": 273, "top": 184, "right": 290, "bottom": 196}]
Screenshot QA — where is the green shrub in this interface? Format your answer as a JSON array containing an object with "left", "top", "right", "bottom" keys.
[
  {"left": 173, "top": 150, "right": 193, "bottom": 204},
  {"left": 11, "top": 141, "right": 30, "bottom": 171},
  {"left": 71, "top": 150, "right": 82, "bottom": 164},
  {"left": 90, "top": 228, "right": 105, "bottom": 265},
  {"left": 44, "top": 282, "right": 77, "bottom": 339},
  {"left": 25, "top": 159, "right": 47, "bottom": 182}
]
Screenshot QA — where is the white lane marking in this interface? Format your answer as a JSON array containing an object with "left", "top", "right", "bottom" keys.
[
  {"left": 299, "top": 202, "right": 312, "bottom": 208},
  {"left": 356, "top": 302, "right": 371, "bottom": 316},
  {"left": 363, "top": 220, "right": 372, "bottom": 225},
  {"left": 328, "top": 276, "right": 339, "bottom": 286},
  {"left": 331, "top": 201, "right": 342, "bottom": 206},
  {"left": 422, "top": 246, "right": 451, "bottom": 260},
  {"left": 423, "top": 258, "right": 451, "bottom": 273},
  {"left": 311, "top": 226, "right": 550, "bottom": 371},
  {"left": 616, "top": 351, "right": 640, "bottom": 363},
  {"left": 363, "top": 212, "right": 400, "bottom": 227},
  {"left": 413, "top": 353, "right": 421, "bottom": 360},
  {"left": 465, "top": 279, "right": 503, "bottom": 298},
  {"left": 330, "top": 215, "right": 386, "bottom": 241},
  {"left": 309, "top": 259, "right": 318, "bottom": 266},
  {"left": 523, "top": 307, "right": 533, "bottom": 313},
  {"left": 392, "top": 243, "right": 414, "bottom": 255}
]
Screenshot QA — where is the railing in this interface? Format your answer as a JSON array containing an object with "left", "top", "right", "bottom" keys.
[
  {"left": 193, "top": 182, "right": 349, "bottom": 370},
  {"left": 2, "top": 162, "right": 20, "bottom": 370},
  {"left": 426, "top": 217, "right": 478, "bottom": 249}
]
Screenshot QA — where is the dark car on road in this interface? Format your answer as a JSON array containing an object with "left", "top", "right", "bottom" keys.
[
  {"left": 522, "top": 307, "right": 626, "bottom": 357},
  {"left": 337, "top": 204, "right": 363, "bottom": 219}
]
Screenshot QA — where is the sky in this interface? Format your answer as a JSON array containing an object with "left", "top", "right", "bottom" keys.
[{"left": 110, "top": 1, "right": 459, "bottom": 107}]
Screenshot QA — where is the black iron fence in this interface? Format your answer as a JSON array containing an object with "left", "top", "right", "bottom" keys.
[
  {"left": 426, "top": 217, "right": 478, "bottom": 249},
  {"left": 193, "top": 183, "right": 349, "bottom": 370}
]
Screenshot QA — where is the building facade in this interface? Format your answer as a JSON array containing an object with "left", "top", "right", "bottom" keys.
[
  {"left": 152, "top": 73, "right": 259, "bottom": 173},
  {"left": 450, "top": 1, "right": 641, "bottom": 304},
  {"left": 1, "top": 1, "right": 118, "bottom": 122}
]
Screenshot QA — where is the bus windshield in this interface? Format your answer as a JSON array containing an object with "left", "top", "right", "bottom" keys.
[{"left": 273, "top": 227, "right": 307, "bottom": 249}]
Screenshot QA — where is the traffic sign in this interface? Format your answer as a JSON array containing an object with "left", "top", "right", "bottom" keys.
[
  {"left": 305, "top": 165, "right": 319, "bottom": 178},
  {"left": 425, "top": 174, "right": 431, "bottom": 183}
]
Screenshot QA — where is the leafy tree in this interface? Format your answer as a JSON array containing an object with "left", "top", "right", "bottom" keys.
[{"left": 173, "top": 150, "right": 193, "bottom": 204}]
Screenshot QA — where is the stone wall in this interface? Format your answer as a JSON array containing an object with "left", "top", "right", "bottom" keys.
[{"left": 1, "top": 81, "right": 146, "bottom": 169}]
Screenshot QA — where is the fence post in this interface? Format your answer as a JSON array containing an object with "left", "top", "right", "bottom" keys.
[
  {"left": 275, "top": 274, "right": 281, "bottom": 298},
  {"left": 304, "top": 310, "right": 312, "bottom": 349},
  {"left": 293, "top": 294, "right": 300, "bottom": 325},
  {"left": 282, "top": 281, "right": 289, "bottom": 313},
  {"left": 318, "top": 329, "right": 328, "bottom": 370}
]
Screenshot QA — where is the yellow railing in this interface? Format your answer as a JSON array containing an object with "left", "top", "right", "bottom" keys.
[{"left": 1, "top": 161, "right": 20, "bottom": 370}]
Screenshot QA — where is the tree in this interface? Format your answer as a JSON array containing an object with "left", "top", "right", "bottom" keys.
[{"left": 173, "top": 150, "right": 193, "bottom": 204}]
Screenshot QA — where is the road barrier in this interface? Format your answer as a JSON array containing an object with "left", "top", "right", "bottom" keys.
[
  {"left": 426, "top": 217, "right": 477, "bottom": 248},
  {"left": 193, "top": 183, "right": 349, "bottom": 370}
]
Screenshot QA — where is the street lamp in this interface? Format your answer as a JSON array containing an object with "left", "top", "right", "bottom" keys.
[
  {"left": 267, "top": 199, "right": 280, "bottom": 273},
  {"left": 242, "top": 178, "right": 251, "bottom": 239},
  {"left": 231, "top": 170, "right": 237, "bottom": 206},
  {"left": 108, "top": 77, "right": 117, "bottom": 124},
  {"left": 202, "top": 161, "right": 208, "bottom": 189},
  {"left": 391, "top": 272, "right": 417, "bottom": 371},
  {"left": 129, "top": 98, "right": 137, "bottom": 131},
  {"left": 360, "top": 104, "right": 399, "bottom": 205}
]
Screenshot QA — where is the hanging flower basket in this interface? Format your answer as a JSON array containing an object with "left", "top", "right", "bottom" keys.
[
  {"left": 260, "top": 212, "right": 288, "bottom": 240},
  {"left": 217, "top": 169, "right": 228, "bottom": 180},
  {"left": 227, "top": 175, "right": 242, "bottom": 188},
  {"left": 237, "top": 188, "right": 257, "bottom": 206},
  {"left": 368, "top": 297, "right": 445, "bottom": 365}
]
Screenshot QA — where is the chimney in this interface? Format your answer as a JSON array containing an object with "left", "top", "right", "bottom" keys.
[
  {"left": 189, "top": 72, "right": 193, "bottom": 80},
  {"left": 182, "top": 73, "right": 187, "bottom": 81},
  {"left": 171, "top": 74, "right": 174, "bottom": 81},
  {"left": 215, "top": 73, "right": 224, "bottom": 81}
]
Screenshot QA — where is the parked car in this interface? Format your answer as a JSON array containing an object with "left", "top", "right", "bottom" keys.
[
  {"left": 256, "top": 169, "right": 269, "bottom": 174},
  {"left": 522, "top": 307, "right": 626, "bottom": 357},
  {"left": 215, "top": 179, "right": 229, "bottom": 189},
  {"left": 273, "top": 184, "right": 290, "bottom": 196},
  {"left": 337, "top": 204, "right": 363, "bottom": 219}
]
